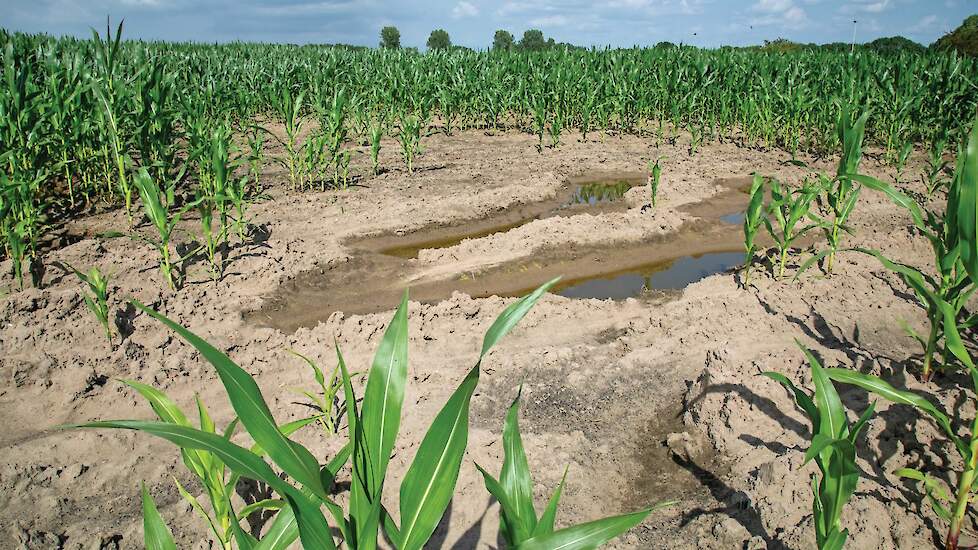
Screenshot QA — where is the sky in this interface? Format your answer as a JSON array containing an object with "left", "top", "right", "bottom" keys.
[{"left": 1, "top": 0, "right": 973, "bottom": 49}]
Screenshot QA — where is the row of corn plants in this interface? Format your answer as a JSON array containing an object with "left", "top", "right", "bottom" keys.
[
  {"left": 747, "top": 110, "right": 978, "bottom": 549},
  {"left": 4, "top": 26, "right": 978, "bottom": 290}
]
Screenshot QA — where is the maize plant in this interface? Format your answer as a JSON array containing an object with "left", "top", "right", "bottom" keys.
[
  {"left": 827, "top": 355, "right": 978, "bottom": 550},
  {"left": 398, "top": 113, "right": 422, "bottom": 174},
  {"left": 288, "top": 349, "right": 353, "bottom": 435},
  {"left": 846, "top": 118, "right": 977, "bottom": 381},
  {"left": 130, "top": 169, "right": 198, "bottom": 290},
  {"left": 810, "top": 107, "right": 870, "bottom": 274},
  {"left": 924, "top": 137, "right": 951, "bottom": 197},
  {"left": 76, "top": 279, "right": 574, "bottom": 549},
  {"left": 320, "top": 89, "right": 349, "bottom": 190},
  {"left": 368, "top": 117, "right": 384, "bottom": 176},
  {"left": 269, "top": 87, "right": 306, "bottom": 190},
  {"left": 763, "top": 343, "right": 876, "bottom": 550},
  {"left": 476, "top": 387, "right": 673, "bottom": 549},
  {"left": 647, "top": 156, "right": 663, "bottom": 208},
  {"left": 764, "top": 178, "right": 820, "bottom": 279},
  {"left": 67, "top": 264, "right": 113, "bottom": 345},
  {"left": 246, "top": 126, "right": 265, "bottom": 194},
  {"left": 742, "top": 174, "right": 766, "bottom": 286}
]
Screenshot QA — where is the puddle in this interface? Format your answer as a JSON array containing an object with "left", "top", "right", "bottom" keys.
[
  {"left": 567, "top": 180, "right": 634, "bottom": 206},
  {"left": 364, "top": 175, "right": 645, "bottom": 259},
  {"left": 720, "top": 211, "right": 745, "bottom": 225},
  {"left": 246, "top": 175, "right": 756, "bottom": 332},
  {"left": 556, "top": 251, "right": 744, "bottom": 300}
]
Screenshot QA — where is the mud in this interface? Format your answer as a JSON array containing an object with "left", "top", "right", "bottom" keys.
[
  {"left": 0, "top": 127, "right": 951, "bottom": 549},
  {"left": 246, "top": 176, "right": 752, "bottom": 332}
]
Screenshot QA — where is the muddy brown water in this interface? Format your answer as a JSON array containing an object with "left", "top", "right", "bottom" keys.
[
  {"left": 363, "top": 173, "right": 646, "bottom": 259},
  {"left": 245, "top": 175, "right": 753, "bottom": 332}
]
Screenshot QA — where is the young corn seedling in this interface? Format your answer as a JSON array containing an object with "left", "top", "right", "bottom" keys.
[
  {"left": 763, "top": 343, "right": 876, "bottom": 550},
  {"left": 476, "top": 388, "right": 673, "bottom": 549},
  {"left": 894, "top": 141, "right": 914, "bottom": 185},
  {"left": 76, "top": 279, "right": 559, "bottom": 549},
  {"left": 288, "top": 349, "right": 353, "bottom": 435},
  {"left": 321, "top": 89, "right": 349, "bottom": 189},
  {"left": 647, "top": 156, "right": 663, "bottom": 208},
  {"left": 67, "top": 264, "right": 113, "bottom": 345},
  {"left": 826, "top": 349, "right": 978, "bottom": 550},
  {"left": 764, "top": 178, "right": 820, "bottom": 279},
  {"left": 398, "top": 112, "right": 422, "bottom": 174},
  {"left": 742, "top": 174, "right": 766, "bottom": 286},
  {"left": 368, "top": 117, "right": 384, "bottom": 176},
  {"left": 533, "top": 100, "right": 547, "bottom": 153},
  {"left": 246, "top": 126, "right": 265, "bottom": 195},
  {"left": 924, "top": 137, "right": 951, "bottom": 198},
  {"left": 269, "top": 87, "right": 306, "bottom": 190},
  {"left": 548, "top": 109, "right": 564, "bottom": 149},
  {"left": 195, "top": 189, "right": 223, "bottom": 280},
  {"left": 125, "top": 378, "right": 316, "bottom": 549},
  {"left": 811, "top": 108, "right": 870, "bottom": 274},
  {"left": 841, "top": 120, "right": 978, "bottom": 381},
  {"left": 132, "top": 169, "right": 198, "bottom": 290}
]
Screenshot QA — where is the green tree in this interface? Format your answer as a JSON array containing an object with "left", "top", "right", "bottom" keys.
[
  {"left": 867, "top": 36, "right": 924, "bottom": 53},
  {"left": 493, "top": 30, "right": 514, "bottom": 51},
  {"left": 380, "top": 26, "right": 401, "bottom": 49},
  {"left": 426, "top": 29, "right": 451, "bottom": 50},
  {"left": 519, "top": 29, "right": 546, "bottom": 51},
  {"left": 932, "top": 14, "right": 978, "bottom": 57}
]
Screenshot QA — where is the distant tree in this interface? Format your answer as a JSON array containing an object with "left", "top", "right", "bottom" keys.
[
  {"left": 761, "top": 38, "right": 802, "bottom": 53},
  {"left": 426, "top": 29, "right": 452, "bottom": 50},
  {"left": 932, "top": 14, "right": 978, "bottom": 57},
  {"left": 655, "top": 41, "right": 676, "bottom": 49},
  {"left": 519, "top": 29, "right": 546, "bottom": 51},
  {"left": 380, "top": 26, "right": 401, "bottom": 49},
  {"left": 867, "top": 35, "right": 925, "bottom": 53},
  {"left": 493, "top": 29, "right": 514, "bottom": 51}
]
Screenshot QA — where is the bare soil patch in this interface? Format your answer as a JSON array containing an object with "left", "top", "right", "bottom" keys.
[{"left": 0, "top": 128, "right": 947, "bottom": 549}]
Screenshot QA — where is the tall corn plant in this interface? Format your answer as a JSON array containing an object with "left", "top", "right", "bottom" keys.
[
  {"left": 76, "top": 279, "right": 559, "bottom": 549},
  {"left": 91, "top": 20, "right": 136, "bottom": 225},
  {"left": 763, "top": 343, "right": 875, "bottom": 550},
  {"left": 476, "top": 388, "right": 673, "bottom": 549}
]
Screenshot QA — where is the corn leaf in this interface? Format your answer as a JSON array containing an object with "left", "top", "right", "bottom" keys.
[
  {"left": 141, "top": 483, "right": 177, "bottom": 550},
  {"left": 132, "top": 300, "right": 327, "bottom": 499}
]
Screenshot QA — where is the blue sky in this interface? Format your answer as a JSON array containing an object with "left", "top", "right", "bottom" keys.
[{"left": 1, "top": 0, "right": 972, "bottom": 49}]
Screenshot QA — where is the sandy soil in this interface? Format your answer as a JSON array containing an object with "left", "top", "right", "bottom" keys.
[{"left": 0, "top": 127, "right": 958, "bottom": 549}]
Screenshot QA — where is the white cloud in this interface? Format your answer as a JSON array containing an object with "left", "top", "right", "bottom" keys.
[
  {"left": 750, "top": 0, "right": 808, "bottom": 29},
  {"left": 451, "top": 0, "right": 479, "bottom": 18},
  {"left": 753, "top": 0, "right": 795, "bottom": 13},
  {"left": 530, "top": 14, "right": 569, "bottom": 27},
  {"left": 840, "top": 0, "right": 893, "bottom": 14},
  {"left": 910, "top": 14, "right": 940, "bottom": 32}
]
